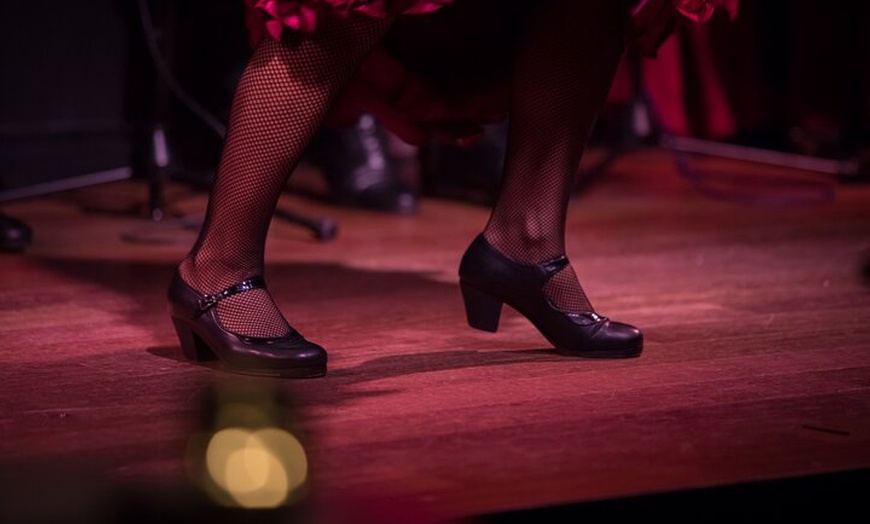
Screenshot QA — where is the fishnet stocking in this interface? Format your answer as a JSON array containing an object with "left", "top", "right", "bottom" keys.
[
  {"left": 179, "top": 15, "right": 392, "bottom": 338},
  {"left": 483, "top": 0, "right": 626, "bottom": 314}
]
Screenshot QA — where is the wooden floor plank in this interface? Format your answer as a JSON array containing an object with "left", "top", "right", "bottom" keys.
[{"left": 1, "top": 149, "right": 868, "bottom": 520}]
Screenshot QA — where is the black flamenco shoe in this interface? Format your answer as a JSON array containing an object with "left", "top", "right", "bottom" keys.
[
  {"left": 458, "top": 234, "right": 643, "bottom": 358},
  {"left": 167, "top": 271, "right": 327, "bottom": 378}
]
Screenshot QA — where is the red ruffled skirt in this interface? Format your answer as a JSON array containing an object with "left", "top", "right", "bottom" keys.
[{"left": 244, "top": 0, "right": 738, "bottom": 145}]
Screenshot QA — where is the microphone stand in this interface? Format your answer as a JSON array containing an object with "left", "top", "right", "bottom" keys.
[
  {"left": 122, "top": 0, "right": 338, "bottom": 246},
  {"left": 575, "top": 49, "right": 866, "bottom": 203}
]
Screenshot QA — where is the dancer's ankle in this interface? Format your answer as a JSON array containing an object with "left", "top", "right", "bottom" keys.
[
  {"left": 177, "top": 256, "right": 262, "bottom": 296},
  {"left": 482, "top": 229, "right": 562, "bottom": 265}
]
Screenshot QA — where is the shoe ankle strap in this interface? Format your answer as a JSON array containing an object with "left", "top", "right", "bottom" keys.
[
  {"left": 197, "top": 277, "right": 266, "bottom": 314},
  {"left": 540, "top": 255, "right": 569, "bottom": 276}
]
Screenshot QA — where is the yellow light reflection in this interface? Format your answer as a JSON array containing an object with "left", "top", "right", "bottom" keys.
[
  {"left": 206, "top": 428, "right": 250, "bottom": 492},
  {"left": 204, "top": 426, "right": 308, "bottom": 509},
  {"left": 255, "top": 428, "right": 308, "bottom": 496},
  {"left": 215, "top": 402, "right": 272, "bottom": 429}
]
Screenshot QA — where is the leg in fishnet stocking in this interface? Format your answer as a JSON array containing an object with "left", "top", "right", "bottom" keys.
[
  {"left": 483, "top": 0, "right": 626, "bottom": 314},
  {"left": 178, "top": 15, "right": 392, "bottom": 338}
]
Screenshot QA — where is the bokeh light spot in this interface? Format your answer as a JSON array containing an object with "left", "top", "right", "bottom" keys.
[{"left": 204, "top": 426, "right": 307, "bottom": 509}]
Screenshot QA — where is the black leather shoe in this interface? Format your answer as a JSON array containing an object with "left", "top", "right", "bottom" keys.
[
  {"left": 0, "top": 213, "right": 32, "bottom": 252},
  {"left": 458, "top": 234, "right": 643, "bottom": 358},
  {"left": 167, "top": 271, "right": 327, "bottom": 378},
  {"left": 308, "top": 113, "right": 418, "bottom": 215}
]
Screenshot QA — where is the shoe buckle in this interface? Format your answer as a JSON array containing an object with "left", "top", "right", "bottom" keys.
[
  {"left": 567, "top": 311, "right": 607, "bottom": 325},
  {"left": 197, "top": 293, "right": 220, "bottom": 314}
]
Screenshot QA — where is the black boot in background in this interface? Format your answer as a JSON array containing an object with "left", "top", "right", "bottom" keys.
[
  {"left": 307, "top": 113, "right": 418, "bottom": 215},
  {"left": 0, "top": 213, "right": 32, "bottom": 253}
]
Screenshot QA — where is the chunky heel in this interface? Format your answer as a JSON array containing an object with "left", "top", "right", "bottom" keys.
[
  {"left": 171, "top": 317, "right": 215, "bottom": 362},
  {"left": 460, "top": 280, "right": 503, "bottom": 332},
  {"left": 458, "top": 234, "right": 643, "bottom": 358}
]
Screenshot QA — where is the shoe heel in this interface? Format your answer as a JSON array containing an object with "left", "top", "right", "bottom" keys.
[
  {"left": 171, "top": 317, "right": 216, "bottom": 362},
  {"left": 460, "top": 280, "right": 502, "bottom": 332}
]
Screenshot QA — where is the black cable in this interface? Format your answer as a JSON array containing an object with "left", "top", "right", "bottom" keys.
[
  {"left": 626, "top": 50, "right": 837, "bottom": 207},
  {"left": 135, "top": 0, "right": 227, "bottom": 139},
  {"left": 133, "top": 0, "right": 338, "bottom": 241}
]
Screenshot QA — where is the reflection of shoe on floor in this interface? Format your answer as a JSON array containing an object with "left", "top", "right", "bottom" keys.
[
  {"left": 0, "top": 213, "right": 32, "bottom": 253},
  {"left": 308, "top": 113, "right": 418, "bottom": 215}
]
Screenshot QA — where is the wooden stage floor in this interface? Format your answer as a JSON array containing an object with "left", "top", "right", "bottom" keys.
[{"left": 1, "top": 149, "right": 868, "bottom": 522}]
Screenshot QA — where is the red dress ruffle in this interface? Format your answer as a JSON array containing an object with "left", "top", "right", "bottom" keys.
[
  {"left": 243, "top": 0, "right": 739, "bottom": 146},
  {"left": 244, "top": 0, "right": 456, "bottom": 47},
  {"left": 630, "top": 0, "right": 738, "bottom": 57}
]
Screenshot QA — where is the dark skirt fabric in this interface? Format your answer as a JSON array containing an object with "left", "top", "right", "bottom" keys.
[{"left": 243, "top": 0, "right": 738, "bottom": 145}]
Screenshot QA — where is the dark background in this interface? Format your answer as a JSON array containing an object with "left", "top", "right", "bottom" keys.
[{"left": 1, "top": 0, "right": 868, "bottom": 201}]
